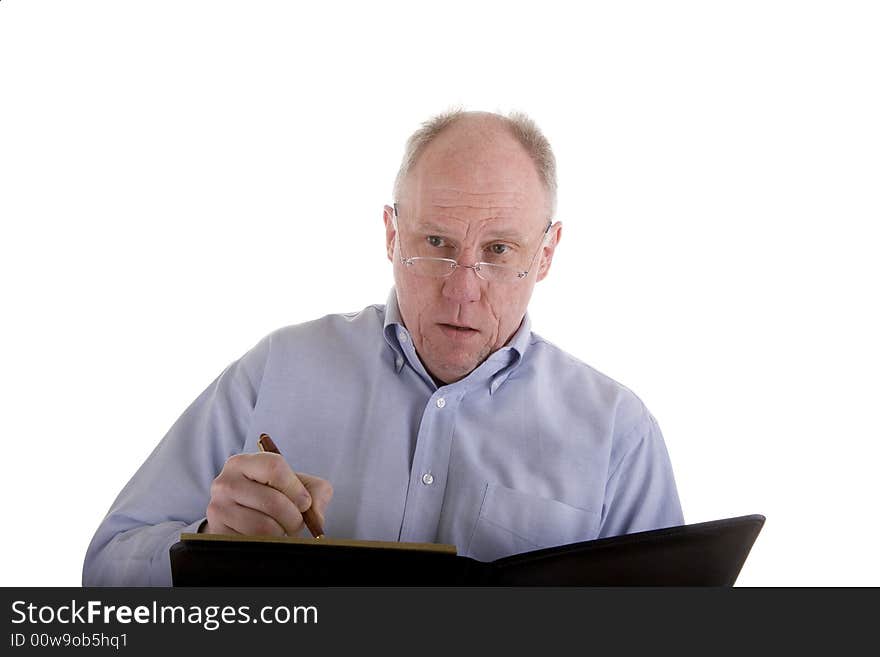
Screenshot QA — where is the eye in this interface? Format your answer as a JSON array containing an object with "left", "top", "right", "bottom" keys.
[
  {"left": 427, "top": 236, "right": 446, "bottom": 248},
  {"left": 488, "top": 243, "right": 510, "bottom": 256}
]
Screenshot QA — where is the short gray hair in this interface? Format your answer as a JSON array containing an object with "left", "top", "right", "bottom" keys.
[{"left": 392, "top": 108, "right": 558, "bottom": 217}]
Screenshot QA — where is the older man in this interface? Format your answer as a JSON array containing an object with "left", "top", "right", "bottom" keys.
[{"left": 83, "top": 110, "right": 682, "bottom": 586}]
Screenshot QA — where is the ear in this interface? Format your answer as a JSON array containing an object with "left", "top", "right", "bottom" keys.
[
  {"left": 536, "top": 222, "right": 562, "bottom": 282},
  {"left": 383, "top": 204, "right": 396, "bottom": 262}
]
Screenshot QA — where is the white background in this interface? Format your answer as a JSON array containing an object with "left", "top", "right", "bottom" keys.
[{"left": 1, "top": 1, "right": 877, "bottom": 586}]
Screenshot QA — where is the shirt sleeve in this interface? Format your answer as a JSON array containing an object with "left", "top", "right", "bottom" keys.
[
  {"left": 597, "top": 407, "right": 684, "bottom": 539},
  {"left": 82, "top": 334, "right": 272, "bottom": 586}
]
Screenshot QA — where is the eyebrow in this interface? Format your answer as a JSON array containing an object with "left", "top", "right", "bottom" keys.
[{"left": 413, "top": 222, "right": 529, "bottom": 244}]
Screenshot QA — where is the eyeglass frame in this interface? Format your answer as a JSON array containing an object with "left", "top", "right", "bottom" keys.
[{"left": 392, "top": 203, "right": 554, "bottom": 283}]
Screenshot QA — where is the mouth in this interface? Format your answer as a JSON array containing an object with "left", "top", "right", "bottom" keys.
[{"left": 437, "top": 323, "right": 480, "bottom": 338}]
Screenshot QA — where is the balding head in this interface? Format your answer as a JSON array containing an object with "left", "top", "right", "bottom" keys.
[{"left": 393, "top": 109, "right": 557, "bottom": 218}]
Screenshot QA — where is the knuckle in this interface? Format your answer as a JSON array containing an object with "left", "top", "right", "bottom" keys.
[
  {"left": 265, "top": 454, "right": 289, "bottom": 483},
  {"left": 225, "top": 453, "right": 245, "bottom": 470},
  {"left": 210, "top": 476, "right": 232, "bottom": 500},
  {"left": 206, "top": 499, "right": 222, "bottom": 520},
  {"left": 255, "top": 515, "right": 279, "bottom": 536}
]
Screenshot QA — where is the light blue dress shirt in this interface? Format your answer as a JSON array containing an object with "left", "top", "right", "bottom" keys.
[{"left": 83, "top": 289, "right": 683, "bottom": 586}]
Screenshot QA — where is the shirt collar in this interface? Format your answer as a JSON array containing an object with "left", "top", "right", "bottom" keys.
[
  {"left": 382, "top": 288, "right": 407, "bottom": 370},
  {"left": 382, "top": 287, "right": 532, "bottom": 394}
]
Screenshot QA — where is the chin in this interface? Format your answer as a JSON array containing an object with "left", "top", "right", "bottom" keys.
[{"left": 434, "top": 360, "right": 480, "bottom": 384}]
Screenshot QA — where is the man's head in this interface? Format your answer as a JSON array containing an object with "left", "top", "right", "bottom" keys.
[{"left": 384, "top": 109, "right": 563, "bottom": 384}]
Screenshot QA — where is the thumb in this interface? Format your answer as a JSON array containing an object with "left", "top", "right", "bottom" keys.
[{"left": 297, "top": 472, "right": 334, "bottom": 516}]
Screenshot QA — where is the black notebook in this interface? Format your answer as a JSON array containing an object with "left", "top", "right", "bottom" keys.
[{"left": 170, "top": 514, "right": 764, "bottom": 586}]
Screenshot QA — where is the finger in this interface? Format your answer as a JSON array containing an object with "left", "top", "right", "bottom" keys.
[
  {"left": 230, "top": 453, "right": 314, "bottom": 512},
  {"left": 223, "top": 502, "right": 287, "bottom": 537},
  {"left": 202, "top": 520, "right": 239, "bottom": 536},
  {"left": 208, "top": 478, "right": 292, "bottom": 536},
  {"left": 231, "top": 476, "right": 306, "bottom": 536},
  {"left": 298, "top": 472, "right": 334, "bottom": 515}
]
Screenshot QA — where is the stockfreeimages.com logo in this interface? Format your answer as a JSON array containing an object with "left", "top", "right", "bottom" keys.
[{"left": 11, "top": 600, "right": 317, "bottom": 631}]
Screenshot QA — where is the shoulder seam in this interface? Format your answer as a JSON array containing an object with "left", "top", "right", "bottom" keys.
[{"left": 528, "top": 333, "right": 634, "bottom": 393}]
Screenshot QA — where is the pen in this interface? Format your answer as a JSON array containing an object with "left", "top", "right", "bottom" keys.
[{"left": 257, "top": 433, "right": 325, "bottom": 539}]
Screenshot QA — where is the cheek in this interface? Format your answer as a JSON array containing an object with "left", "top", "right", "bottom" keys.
[
  {"left": 394, "top": 268, "right": 438, "bottom": 322},
  {"left": 400, "top": 277, "right": 434, "bottom": 307},
  {"left": 488, "top": 288, "right": 532, "bottom": 344}
]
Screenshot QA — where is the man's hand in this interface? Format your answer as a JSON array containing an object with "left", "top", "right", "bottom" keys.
[{"left": 201, "top": 453, "right": 333, "bottom": 536}]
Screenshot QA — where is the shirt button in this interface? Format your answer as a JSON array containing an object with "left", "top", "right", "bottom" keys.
[
  {"left": 398, "top": 331, "right": 408, "bottom": 342},
  {"left": 422, "top": 473, "right": 434, "bottom": 486},
  {"left": 436, "top": 397, "right": 446, "bottom": 408}
]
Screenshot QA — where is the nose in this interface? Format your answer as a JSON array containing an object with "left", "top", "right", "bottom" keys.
[{"left": 441, "top": 262, "right": 482, "bottom": 304}]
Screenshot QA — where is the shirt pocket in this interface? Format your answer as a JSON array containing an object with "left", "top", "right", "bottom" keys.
[{"left": 465, "top": 483, "right": 601, "bottom": 563}]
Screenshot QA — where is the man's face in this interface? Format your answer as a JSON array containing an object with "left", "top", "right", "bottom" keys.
[{"left": 384, "top": 116, "right": 561, "bottom": 384}]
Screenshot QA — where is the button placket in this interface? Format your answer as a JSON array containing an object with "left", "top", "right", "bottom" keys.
[{"left": 397, "top": 391, "right": 461, "bottom": 542}]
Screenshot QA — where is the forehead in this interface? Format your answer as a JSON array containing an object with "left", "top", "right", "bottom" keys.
[
  {"left": 408, "top": 190, "right": 537, "bottom": 239},
  {"left": 400, "top": 135, "right": 548, "bottom": 233},
  {"left": 400, "top": 118, "right": 550, "bottom": 231}
]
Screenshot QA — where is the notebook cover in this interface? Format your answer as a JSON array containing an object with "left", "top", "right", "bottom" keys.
[
  {"left": 169, "top": 514, "right": 764, "bottom": 586},
  {"left": 486, "top": 514, "right": 766, "bottom": 586}
]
